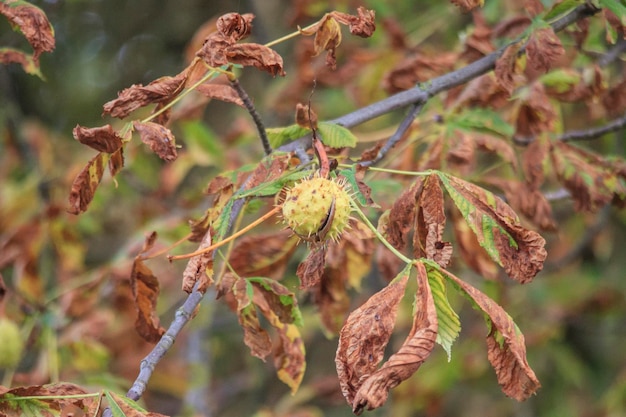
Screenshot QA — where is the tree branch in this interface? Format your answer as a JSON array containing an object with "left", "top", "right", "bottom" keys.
[
  {"left": 559, "top": 112, "right": 626, "bottom": 142},
  {"left": 230, "top": 77, "right": 273, "bottom": 155},
  {"left": 279, "top": 3, "right": 600, "bottom": 154}
]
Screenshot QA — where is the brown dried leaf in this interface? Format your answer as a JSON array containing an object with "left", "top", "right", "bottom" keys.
[
  {"left": 490, "top": 179, "right": 557, "bottom": 231},
  {"left": 450, "top": 0, "right": 485, "bottom": 13},
  {"left": 182, "top": 231, "right": 214, "bottom": 294},
  {"left": 460, "top": 12, "right": 495, "bottom": 62},
  {"left": 0, "top": 47, "right": 41, "bottom": 76},
  {"left": 383, "top": 52, "right": 457, "bottom": 93},
  {"left": 440, "top": 173, "right": 547, "bottom": 283},
  {"left": 316, "top": 263, "right": 351, "bottom": 334},
  {"left": 494, "top": 41, "right": 523, "bottom": 94},
  {"left": 526, "top": 26, "right": 565, "bottom": 73},
  {"left": 232, "top": 277, "right": 272, "bottom": 359},
  {"left": 331, "top": 7, "right": 376, "bottom": 38},
  {"left": 297, "top": 246, "right": 326, "bottom": 289},
  {"left": 551, "top": 141, "right": 626, "bottom": 212},
  {"left": 311, "top": 15, "right": 342, "bottom": 69},
  {"left": 130, "top": 234, "right": 165, "bottom": 343},
  {"left": 0, "top": 383, "right": 91, "bottom": 416},
  {"left": 602, "top": 77, "right": 626, "bottom": 118},
  {"left": 335, "top": 265, "right": 410, "bottom": 406},
  {"left": 195, "top": 83, "right": 244, "bottom": 107},
  {"left": 350, "top": 262, "right": 438, "bottom": 414},
  {"left": 67, "top": 152, "right": 107, "bottom": 215},
  {"left": 326, "top": 219, "right": 376, "bottom": 290},
  {"left": 295, "top": 103, "right": 318, "bottom": 129},
  {"left": 522, "top": 136, "right": 549, "bottom": 189},
  {"left": 0, "top": 1, "right": 55, "bottom": 62},
  {"left": 72, "top": 124, "right": 123, "bottom": 153},
  {"left": 443, "top": 268, "right": 541, "bottom": 400},
  {"left": 229, "top": 230, "right": 299, "bottom": 279},
  {"left": 414, "top": 175, "right": 452, "bottom": 268},
  {"left": 216, "top": 12, "right": 254, "bottom": 41},
  {"left": 108, "top": 147, "right": 124, "bottom": 177},
  {"left": 132, "top": 121, "right": 177, "bottom": 161},
  {"left": 245, "top": 153, "right": 293, "bottom": 191},
  {"left": 383, "top": 180, "right": 422, "bottom": 249},
  {"left": 225, "top": 43, "right": 286, "bottom": 77},
  {"left": 524, "top": 0, "right": 544, "bottom": 16},
  {"left": 102, "top": 72, "right": 188, "bottom": 119},
  {"left": 514, "top": 83, "right": 557, "bottom": 138},
  {"left": 474, "top": 133, "right": 519, "bottom": 171}
]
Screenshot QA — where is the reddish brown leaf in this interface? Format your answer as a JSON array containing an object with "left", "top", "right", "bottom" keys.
[
  {"left": 72, "top": 124, "right": 123, "bottom": 153},
  {"left": 602, "top": 77, "right": 626, "bottom": 118},
  {"left": 67, "top": 152, "right": 107, "bottom": 215},
  {"left": 335, "top": 265, "right": 410, "bottom": 406},
  {"left": 0, "top": 383, "right": 91, "bottom": 416},
  {"left": 383, "top": 179, "right": 422, "bottom": 250},
  {"left": 331, "top": 7, "right": 376, "bottom": 38},
  {"left": 490, "top": 179, "right": 557, "bottom": 231},
  {"left": 522, "top": 135, "right": 549, "bottom": 189},
  {"left": 229, "top": 230, "right": 299, "bottom": 279},
  {"left": 232, "top": 277, "right": 272, "bottom": 359},
  {"left": 526, "top": 26, "right": 565, "bottom": 73},
  {"left": 102, "top": 72, "right": 188, "bottom": 119},
  {"left": 474, "top": 133, "right": 519, "bottom": 171},
  {"left": 315, "top": 263, "right": 351, "bottom": 334},
  {"left": 225, "top": 43, "right": 286, "bottom": 77},
  {"left": 551, "top": 141, "right": 626, "bottom": 212},
  {"left": 295, "top": 102, "right": 318, "bottom": 129},
  {"left": 130, "top": 234, "right": 165, "bottom": 343},
  {"left": 440, "top": 174, "right": 547, "bottom": 283},
  {"left": 108, "top": 147, "right": 124, "bottom": 177},
  {"left": 182, "top": 230, "right": 214, "bottom": 294},
  {"left": 414, "top": 175, "right": 452, "bottom": 268},
  {"left": 245, "top": 153, "right": 293, "bottom": 191},
  {"left": 383, "top": 52, "right": 457, "bottom": 93},
  {"left": 450, "top": 0, "right": 484, "bottom": 13},
  {"left": 132, "top": 121, "right": 177, "bottom": 161},
  {"left": 195, "top": 83, "right": 244, "bottom": 107},
  {"left": 296, "top": 246, "right": 326, "bottom": 289},
  {"left": 446, "top": 130, "right": 475, "bottom": 169},
  {"left": 523, "top": 0, "right": 544, "bottom": 16},
  {"left": 349, "top": 262, "right": 438, "bottom": 414},
  {"left": 216, "top": 12, "right": 254, "bottom": 41},
  {"left": 514, "top": 83, "right": 557, "bottom": 138},
  {"left": 0, "top": 1, "right": 55, "bottom": 62},
  {"left": 443, "top": 268, "right": 541, "bottom": 400},
  {"left": 460, "top": 12, "right": 495, "bottom": 62},
  {"left": 494, "top": 41, "right": 523, "bottom": 94},
  {"left": 0, "top": 47, "right": 41, "bottom": 75}
]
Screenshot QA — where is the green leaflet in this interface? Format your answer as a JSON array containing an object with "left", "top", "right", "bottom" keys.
[
  {"left": 446, "top": 108, "right": 515, "bottom": 138},
  {"left": 266, "top": 124, "right": 311, "bottom": 148},
  {"left": 337, "top": 166, "right": 369, "bottom": 205},
  {"left": 426, "top": 267, "right": 461, "bottom": 361},
  {"left": 246, "top": 277, "right": 304, "bottom": 327},
  {"left": 235, "top": 169, "right": 310, "bottom": 199},
  {"left": 317, "top": 122, "right": 358, "bottom": 148},
  {"left": 599, "top": 0, "right": 626, "bottom": 26},
  {"left": 543, "top": 0, "right": 584, "bottom": 21}
]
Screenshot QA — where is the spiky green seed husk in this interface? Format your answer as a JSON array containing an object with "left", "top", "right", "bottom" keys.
[
  {"left": 282, "top": 177, "right": 351, "bottom": 242},
  {"left": 0, "top": 318, "right": 23, "bottom": 369}
]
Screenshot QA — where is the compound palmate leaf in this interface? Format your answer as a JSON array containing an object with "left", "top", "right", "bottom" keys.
[
  {"left": 436, "top": 265, "right": 541, "bottom": 401},
  {"left": 336, "top": 262, "right": 438, "bottom": 414},
  {"left": 437, "top": 172, "right": 547, "bottom": 283}
]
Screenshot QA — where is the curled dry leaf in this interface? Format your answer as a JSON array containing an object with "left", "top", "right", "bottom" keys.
[
  {"left": 72, "top": 124, "right": 123, "bottom": 153},
  {"left": 132, "top": 121, "right": 177, "bottom": 161},
  {"left": 383, "top": 179, "right": 422, "bottom": 249},
  {"left": 216, "top": 12, "right": 254, "bottom": 41},
  {"left": 232, "top": 277, "right": 273, "bottom": 360},
  {"left": 442, "top": 268, "right": 541, "bottom": 400},
  {"left": 414, "top": 174, "right": 452, "bottom": 268},
  {"left": 295, "top": 103, "right": 318, "bottom": 129},
  {"left": 0, "top": 47, "right": 41, "bottom": 76},
  {"left": 108, "top": 147, "right": 124, "bottom": 177},
  {"left": 335, "top": 265, "right": 410, "bottom": 407},
  {"left": 494, "top": 41, "right": 523, "bottom": 94},
  {"left": 225, "top": 43, "right": 286, "bottom": 77},
  {"left": 296, "top": 246, "right": 326, "bottom": 289},
  {"left": 514, "top": 83, "right": 557, "bottom": 139},
  {"left": 383, "top": 52, "right": 457, "bottom": 93},
  {"left": 438, "top": 173, "right": 547, "bottom": 283},
  {"left": 451, "top": 209, "right": 499, "bottom": 279},
  {"left": 332, "top": 7, "right": 376, "bottom": 38},
  {"left": 228, "top": 230, "right": 299, "bottom": 279},
  {"left": 195, "top": 83, "right": 245, "bottom": 107},
  {"left": 182, "top": 230, "right": 214, "bottom": 294},
  {"left": 102, "top": 72, "right": 188, "bottom": 119},
  {"left": 348, "top": 262, "right": 438, "bottom": 414},
  {"left": 522, "top": 136, "right": 549, "bottom": 190},
  {"left": 67, "top": 152, "right": 107, "bottom": 215},
  {"left": 490, "top": 179, "right": 557, "bottom": 232},
  {"left": 130, "top": 232, "right": 166, "bottom": 343},
  {"left": 526, "top": 26, "right": 565, "bottom": 73},
  {"left": 450, "top": 0, "right": 485, "bottom": 13},
  {"left": 0, "top": 1, "right": 55, "bottom": 62}
]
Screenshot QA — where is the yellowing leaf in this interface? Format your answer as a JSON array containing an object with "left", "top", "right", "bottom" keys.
[{"left": 67, "top": 152, "right": 108, "bottom": 215}]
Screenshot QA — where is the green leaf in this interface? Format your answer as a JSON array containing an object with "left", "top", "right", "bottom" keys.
[
  {"left": 539, "top": 69, "right": 581, "bottom": 93},
  {"left": 543, "top": 0, "right": 584, "bottom": 21},
  {"left": 317, "top": 122, "right": 358, "bottom": 148},
  {"left": 180, "top": 120, "right": 223, "bottom": 160},
  {"left": 0, "top": 394, "right": 53, "bottom": 417},
  {"left": 337, "top": 166, "right": 369, "bottom": 205},
  {"left": 426, "top": 267, "right": 461, "bottom": 361},
  {"left": 105, "top": 391, "right": 128, "bottom": 417},
  {"left": 447, "top": 108, "right": 515, "bottom": 138},
  {"left": 266, "top": 124, "right": 311, "bottom": 148},
  {"left": 600, "top": 0, "right": 626, "bottom": 26}
]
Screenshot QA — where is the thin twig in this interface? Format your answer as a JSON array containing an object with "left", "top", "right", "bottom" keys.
[
  {"left": 597, "top": 36, "right": 626, "bottom": 68},
  {"left": 278, "top": 3, "right": 600, "bottom": 153},
  {"left": 559, "top": 113, "right": 626, "bottom": 142},
  {"left": 359, "top": 101, "right": 425, "bottom": 167},
  {"left": 230, "top": 77, "right": 273, "bottom": 155}
]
